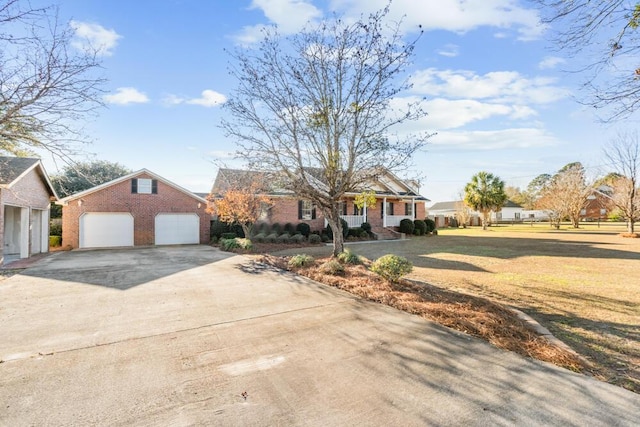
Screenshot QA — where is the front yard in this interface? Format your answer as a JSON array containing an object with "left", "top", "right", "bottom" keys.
[{"left": 272, "top": 223, "right": 640, "bottom": 393}]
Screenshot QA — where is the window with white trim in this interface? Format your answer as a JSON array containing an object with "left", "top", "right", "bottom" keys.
[
  {"left": 300, "top": 200, "right": 313, "bottom": 220},
  {"left": 131, "top": 178, "right": 157, "bottom": 194}
]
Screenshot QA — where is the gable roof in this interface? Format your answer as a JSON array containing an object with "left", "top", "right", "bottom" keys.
[
  {"left": 211, "top": 167, "right": 429, "bottom": 201},
  {"left": 0, "top": 156, "right": 58, "bottom": 199},
  {"left": 57, "top": 169, "right": 207, "bottom": 205}
]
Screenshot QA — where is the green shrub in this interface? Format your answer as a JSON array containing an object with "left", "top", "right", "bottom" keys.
[
  {"left": 220, "top": 237, "right": 253, "bottom": 252},
  {"left": 288, "top": 254, "right": 314, "bottom": 268},
  {"left": 370, "top": 254, "right": 413, "bottom": 282},
  {"left": 271, "top": 222, "right": 283, "bottom": 235},
  {"left": 319, "top": 259, "right": 344, "bottom": 275},
  {"left": 49, "top": 222, "right": 62, "bottom": 236},
  {"left": 360, "top": 222, "right": 372, "bottom": 234},
  {"left": 399, "top": 218, "right": 415, "bottom": 234},
  {"left": 210, "top": 236, "right": 219, "bottom": 245},
  {"left": 424, "top": 218, "right": 436, "bottom": 233},
  {"left": 253, "top": 232, "right": 266, "bottom": 243},
  {"left": 296, "top": 222, "right": 311, "bottom": 237},
  {"left": 320, "top": 233, "right": 329, "bottom": 243},
  {"left": 258, "top": 222, "right": 271, "bottom": 234},
  {"left": 265, "top": 233, "right": 278, "bottom": 243},
  {"left": 358, "top": 229, "right": 369, "bottom": 238},
  {"left": 284, "top": 222, "right": 296, "bottom": 235},
  {"left": 413, "top": 220, "right": 426, "bottom": 236},
  {"left": 276, "top": 233, "right": 291, "bottom": 244},
  {"left": 309, "top": 234, "right": 322, "bottom": 244},
  {"left": 221, "top": 232, "right": 237, "bottom": 240},
  {"left": 229, "top": 223, "right": 245, "bottom": 238},
  {"left": 210, "top": 220, "right": 229, "bottom": 238},
  {"left": 291, "top": 234, "right": 306, "bottom": 244},
  {"left": 337, "top": 249, "right": 361, "bottom": 265},
  {"left": 347, "top": 228, "right": 360, "bottom": 237},
  {"left": 49, "top": 235, "right": 62, "bottom": 247},
  {"left": 326, "top": 218, "right": 349, "bottom": 239}
]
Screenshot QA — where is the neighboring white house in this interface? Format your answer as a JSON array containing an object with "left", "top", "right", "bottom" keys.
[{"left": 427, "top": 199, "right": 524, "bottom": 226}]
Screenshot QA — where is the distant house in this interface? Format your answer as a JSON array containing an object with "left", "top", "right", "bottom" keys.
[
  {"left": 0, "top": 157, "right": 57, "bottom": 265},
  {"left": 57, "top": 169, "right": 210, "bottom": 249},
  {"left": 427, "top": 199, "right": 524, "bottom": 227},
  {"left": 582, "top": 186, "right": 614, "bottom": 221},
  {"left": 210, "top": 167, "right": 429, "bottom": 234}
]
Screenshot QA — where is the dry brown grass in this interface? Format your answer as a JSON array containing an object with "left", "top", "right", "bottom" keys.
[{"left": 259, "top": 253, "right": 585, "bottom": 373}]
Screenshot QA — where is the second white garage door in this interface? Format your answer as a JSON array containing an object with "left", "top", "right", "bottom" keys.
[
  {"left": 155, "top": 213, "right": 200, "bottom": 245},
  {"left": 80, "top": 213, "right": 134, "bottom": 248}
]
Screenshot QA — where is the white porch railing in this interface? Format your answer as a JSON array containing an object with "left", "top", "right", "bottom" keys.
[
  {"left": 340, "top": 215, "right": 365, "bottom": 228},
  {"left": 385, "top": 215, "right": 413, "bottom": 227}
]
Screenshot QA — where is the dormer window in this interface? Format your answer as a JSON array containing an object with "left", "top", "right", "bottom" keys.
[{"left": 132, "top": 178, "right": 157, "bottom": 194}]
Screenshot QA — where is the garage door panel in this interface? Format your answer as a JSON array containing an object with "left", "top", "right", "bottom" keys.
[
  {"left": 155, "top": 214, "right": 199, "bottom": 245},
  {"left": 80, "top": 213, "right": 134, "bottom": 248}
]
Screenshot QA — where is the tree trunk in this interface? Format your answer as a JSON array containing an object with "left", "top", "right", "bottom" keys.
[
  {"left": 241, "top": 223, "right": 252, "bottom": 239},
  {"left": 481, "top": 210, "right": 489, "bottom": 231},
  {"left": 326, "top": 215, "right": 344, "bottom": 257},
  {"left": 571, "top": 215, "right": 580, "bottom": 228},
  {"left": 628, "top": 219, "right": 635, "bottom": 234}
]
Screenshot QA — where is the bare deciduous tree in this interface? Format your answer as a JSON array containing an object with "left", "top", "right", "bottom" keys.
[
  {"left": 222, "top": 7, "right": 431, "bottom": 255},
  {"left": 538, "top": 1, "right": 640, "bottom": 120},
  {"left": 538, "top": 163, "right": 592, "bottom": 229},
  {"left": 1, "top": 0, "right": 105, "bottom": 158},
  {"left": 603, "top": 131, "right": 640, "bottom": 234}
]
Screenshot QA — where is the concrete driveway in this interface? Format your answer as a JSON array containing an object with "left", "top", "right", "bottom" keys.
[{"left": 1, "top": 246, "right": 638, "bottom": 426}]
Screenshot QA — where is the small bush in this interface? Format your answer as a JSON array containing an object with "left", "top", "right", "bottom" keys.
[
  {"left": 229, "top": 223, "right": 245, "bottom": 238},
  {"left": 424, "top": 218, "right": 436, "bottom": 233},
  {"left": 257, "top": 222, "right": 271, "bottom": 234},
  {"left": 399, "top": 218, "right": 415, "bottom": 234},
  {"left": 253, "top": 232, "right": 266, "bottom": 243},
  {"left": 220, "top": 237, "right": 253, "bottom": 251},
  {"left": 291, "top": 234, "right": 306, "bottom": 244},
  {"left": 296, "top": 222, "right": 311, "bottom": 237},
  {"left": 210, "top": 220, "right": 230, "bottom": 238},
  {"left": 276, "top": 233, "right": 291, "bottom": 244},
  {"left": 320, "top": 233, "right": 329, "bottom": 243},
  {"left": 265, "top": 232, "right": 278, "bottom": 243},
  {"left": 210, "top": 236, "right": 219, "bottom": 245},
  {"left": 49, "top": 235, "right": 62, "bottom": 247},
  {"left": 309, "top": 234, "right": 322, "bottom": 244},
  {"left": 319, "top": 259, "right": 344, "bottom": 275},
  {"left": 326, "top": 218, "right": 349, "bottom": 239},
  {"left": 433, "top": 229, "right": 438, "bottom": 235},
  {"left": 284, "top": 222, "right": 296, "bottom": 235},
  {"left": 337, "top": 249, "right": 361, "bottom": 265},
  {"left": 288, "top": 254, "right": 314, "bottom": 268},
  {"left": 370, "top": 254, "right": 413, "bottom": 282},
  {"left": 347, "top": 228, "right": 360, "bottom": 237},
  {"left": 360, "top": 222, "right": 372, "bottom": 234},
  {"left": 271, "top": 222, "right": 283, "bottom": 235},
  {"left": 413, "top": 220, "right": 426, "bottom": 236},
  {"left": 49, "top": 222, "right": 62, "bottom": 236},
  {"left": 221, "top": 232, "right": 237, "bottom": 240},
  {"left": 358, "top": 229, "right": 369, "bottom": 238}
]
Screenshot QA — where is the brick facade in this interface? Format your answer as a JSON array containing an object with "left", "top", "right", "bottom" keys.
[
  {"left": 61, "top": 172, "right": 210, "bottom": 248},
  {"left": 1, "top": 167, "right": 53, "bottom": 262}
]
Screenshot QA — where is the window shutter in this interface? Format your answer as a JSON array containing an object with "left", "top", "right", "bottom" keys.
[
  {"left": 312, "top": 206, "right": 316, "bottom": 219},
  {"left": 405, "top": 203, "right": 409, "bottom": 216},
  {"left": 151, "top": 179, "right": 158, "bottom": 194},
  {"left": 380, "top": 202, "right": 384, "bottom": 219},
  {"left": 342, "top": 203, "right": 347, "bottom": 215},
  {"left": 298, "top": 200, "right": 303, "bottom": 220},
  {"left": 131, "top": 179, "right": 138, "bottom": 194},
  {"left": 353, "top": 204, "right": 358, "bottom": 215},
  {"left": 390, "top": 202, "right": 394, "bottom": 215}
]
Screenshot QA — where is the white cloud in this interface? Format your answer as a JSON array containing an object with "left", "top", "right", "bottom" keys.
[
  {"left": 538, "top": 56, "right": 566, "bottom": 70},
  {"left": 187, "top": 90, "right": 227, "bottom": 107},
  {"left": 164, "top": 90, "right": 227, "bottom": 107},
  {"left": 437, "top": 44, "right": 459, "bottom": 57},
  {"left": 329, "top": 0, "right": 545, "bottom": 41},
  {"left": 234, "top": 0, "right": 322, "bottom": 44},
  {"left": 103, "top": 87, "right": 149, "bottom": 105},
  {"left": 411, "top": 68, "right": 569, "bottom": 104},
  {"left": 70, "top": 20, "right": 122, "bottom": 56},
  {"left": 431, "top": 128, "right": 559, "bottom": 150}
]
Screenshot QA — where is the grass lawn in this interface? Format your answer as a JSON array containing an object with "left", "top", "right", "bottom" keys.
[{"left": 273, "top": 222, "right": 640, "bottom": 392}]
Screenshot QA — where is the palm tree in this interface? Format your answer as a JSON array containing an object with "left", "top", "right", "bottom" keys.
[{"left": 464, "top": 171, "right": 507, "bottom": 230}]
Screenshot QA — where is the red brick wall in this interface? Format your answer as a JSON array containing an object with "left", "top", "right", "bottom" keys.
[
  {"left": 268, "top": 197, "right": 325, "bottom": 231},
  {"left": 62, "top": 173, "right": 210, "bottom": 248}
]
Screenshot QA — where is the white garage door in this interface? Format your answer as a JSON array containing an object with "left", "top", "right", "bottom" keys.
[
  {"left": 80, "top": 213, "right": 134, "bottom": 248},
  {"left": 155, "top": 213, "right": 199, "bottom": 245}
]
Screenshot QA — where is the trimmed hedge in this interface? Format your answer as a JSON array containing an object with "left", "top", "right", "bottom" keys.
[
  {"left": 296, "top": 222, "right": 311, "bottom": 237},
  {"left": 424, "top": 218, "right": 436, "bottom": 233},
  {"left": 413, "top": 219, "right": 426, "bottom": 236},
  {"left": 399, "top": 218, "right": 415, "bottom": 234}
]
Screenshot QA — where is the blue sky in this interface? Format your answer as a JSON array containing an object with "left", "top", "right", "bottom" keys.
[{"left": 36, "top": 0, "right": 628, "bottom": 204}]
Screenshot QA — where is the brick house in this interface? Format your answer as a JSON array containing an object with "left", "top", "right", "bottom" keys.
[
  {"left": 581, "top": 186, "right": 614, "bottom": 221},
  {"left": 0, "top": 157, "right": 57, "bottom": 265},
  {"left": 58, "top": 169, "right": 210, "bottom": 249},
  {"left": 210, "top": 168, "right": 429, "bottom": 234}
]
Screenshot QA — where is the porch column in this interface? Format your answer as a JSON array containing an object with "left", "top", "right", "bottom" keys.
[
  {"left": 363, "top": 201, "right": 367, "bottom": 223},
  {"left": 412, "top": 198, "right": 416, "bottom": 219},
  {"left": 20, "top": 207, "right": 29, "bottom": 259},
  {"left": 41, "top": 209, "right": 50, "bottom": 253},
  {"left": 383, "top": 197, "right": 387, "bottom": 227}
]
